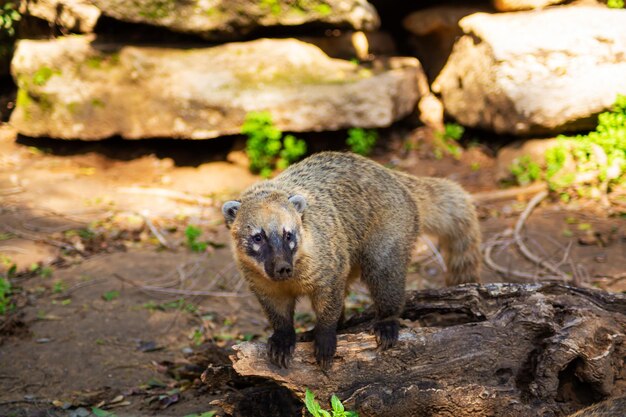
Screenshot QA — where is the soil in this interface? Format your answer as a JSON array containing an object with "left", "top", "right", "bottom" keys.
[{"left": 0, "top": 124, "right": 624, "bottom": 417}]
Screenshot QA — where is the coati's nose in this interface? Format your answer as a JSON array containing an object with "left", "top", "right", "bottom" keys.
[{"left": 274, "top": 262, "right": 293, "bottom": 279}]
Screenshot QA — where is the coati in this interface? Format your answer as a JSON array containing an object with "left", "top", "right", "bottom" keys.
[
  {"left": 222, "top": 152, "right": 481, "bottom": 369},
  {"left": 567, "top": 396, "right": 626, "bottom": 417}
]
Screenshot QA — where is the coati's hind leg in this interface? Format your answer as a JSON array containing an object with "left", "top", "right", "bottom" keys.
[{"left": 361, "top": 240, "right": 410, "bottom": 349}]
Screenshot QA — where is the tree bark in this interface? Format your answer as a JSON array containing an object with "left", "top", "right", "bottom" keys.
[{"left": 229, "top": 283, "right": 626, "bottom": 417}]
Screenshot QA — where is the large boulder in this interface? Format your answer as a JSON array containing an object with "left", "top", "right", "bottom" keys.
[
  {"left": 434, "top": 7, "right": 626, "bottom": 136},
  {"left": 21, "top": 0, "right": 101, "bottom": 33},
  {"left": 491, "top": 0, "right": 567, "bottom": 11},
  {"left": 9, "top": 36, "right": 423, "bottom": 140},
  {"left": 403, "top": 5, "right": 491, "bottom": 81},
  {"left": 89, "top": 0, "right": 379, "bottom": 39}
]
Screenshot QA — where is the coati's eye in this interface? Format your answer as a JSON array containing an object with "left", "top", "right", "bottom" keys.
[
  {"left": 253, "top": 233, "right": 263, "bottom": 243},
  {"left": 285, "top": 231, "right": 293, "bottom": 242}
]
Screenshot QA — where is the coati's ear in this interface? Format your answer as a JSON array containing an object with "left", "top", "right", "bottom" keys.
[
  {"left": 288, "top": 194, "right": 306, "bottom": 214},
  {"left": 222, "top": 201, "right": 241, "bottom": 227}
]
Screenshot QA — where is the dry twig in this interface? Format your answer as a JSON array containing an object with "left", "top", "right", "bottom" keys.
[{"left": 513, "top": 190, "right": 569, "bottom": 280}]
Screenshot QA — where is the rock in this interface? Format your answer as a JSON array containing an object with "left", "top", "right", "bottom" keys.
[
  {"left": 10, "top": 36, "right": 423, "bottom": 140},
  {"left": 491, "top": 0, "right": 567, "bottom": 11},
  {"left": 495, "top": 138, "right": 559, "bottom": 181},
  {"left": 21, "top": 0, "right": 101, "bottom": 33},
  {"left": 89, "top": 0, "right": 379, "bottom": 40},
  {"left": 403, "top": 5, "right": 491, "bottom": 81},
  {"left": 417, "top": 94, "right": 444, "bottom": 130},
  {"left": 301, "top": 31, "right": 396, "bottom": 60},
  {"left": 434, "top": 7, "right": 626, "bottom": 135}
]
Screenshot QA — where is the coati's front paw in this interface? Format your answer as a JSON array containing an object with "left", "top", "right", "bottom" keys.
[
  {"left": 314, "top": 329, "right": 337, "bottom": 370},
  {"left": 267, "top": 329, "right": 296, "bottom": 368},
  {"left": 374, "top": 319, "right": 399, "bottom": 350}
]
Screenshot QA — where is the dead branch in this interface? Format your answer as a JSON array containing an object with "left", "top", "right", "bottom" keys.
[
  {"left": 139, "top": 211, "right": 176, "bottom": 250},
  {"left": 514, "top": 191, "right": 569, "bottom": 280},
  {"left": 113, "top": 273, "right": 250, "bottom": 298},
  {"left": 471, "top": 182, "right": 548, "bottom": 203},
  {"left": 227, "top": 283, "right": 626, "bottom": 417}
]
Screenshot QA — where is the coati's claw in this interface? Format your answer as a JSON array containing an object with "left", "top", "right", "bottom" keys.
[
  {"left": 374, "top": 319, "right": 399, "bottom": 350},
  {"left": 268, "top": 330, "right": 296, "bottom": 368},
  {"left": 314, "top": 330, "right": 337, "bottom": 370}
]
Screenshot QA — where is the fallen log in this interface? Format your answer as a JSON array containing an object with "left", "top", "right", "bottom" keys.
[{"left": 227, "top": 283, "right": 626, "bottom": 417}]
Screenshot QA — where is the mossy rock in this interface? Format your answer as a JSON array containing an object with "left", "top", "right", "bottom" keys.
[{"left": 10, "top": 35, "right": 424, "bottom": 140}]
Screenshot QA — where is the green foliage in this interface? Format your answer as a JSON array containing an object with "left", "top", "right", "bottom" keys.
[
  {"left": 184, "top": 412, "right": 215, "bottom": 417},
  {"left": 102, "top": 290, "right": 120, "bottom": 301},
  {"left": 435, "top": 123, "right": 464, "bottom": 159},
  {"left": 185, "top": 225, "right": 207, "bottom": 252},
  {"left": 0, "top": 276, "right": 11, "bottom": 315},
  {"left": 0, "top": 2, "right": 20, "bottom": 61},
  {"left": 509, "top": 155, "right": 541, "bottom": 186},
  {"left": 549, "top": 94, "right": 626, "bottom": 190},
  {"left": 509, "top": 94, "right": 626, "bottom": 198},
  {"left": 91, "top": 407, "right": 117, "bottom": 417},
  {"left": 52, "top": 281, "right": 65, "bottom": 294},
  {"left": 608, "top": 0, "right": 624, "bottom": 8},
  {"left": 304, "top": 389, "right": 358, "bottom": 417},
  {"left": 346, "top": 128, "right": 378, "bottom": 156},
  {"left": 242, "top": 111, "right": 307, "bottom": 177}
]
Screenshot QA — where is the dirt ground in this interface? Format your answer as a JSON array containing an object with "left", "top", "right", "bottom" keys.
[{"left": 0, "top": 123, "right": 624, "bottom": 417}]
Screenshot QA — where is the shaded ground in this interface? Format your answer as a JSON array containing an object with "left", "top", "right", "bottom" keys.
[{"left": 0, "top": 124, "right": 624, "bottom": 417}]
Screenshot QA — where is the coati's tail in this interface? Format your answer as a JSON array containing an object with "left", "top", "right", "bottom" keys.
[{"left": 395, "top": 173, "right": 482, "bottom": 285}]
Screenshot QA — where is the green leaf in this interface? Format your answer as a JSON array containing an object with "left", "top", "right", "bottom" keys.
[
  {"left": 305, "top": 389, "right": 321, "bottom": 417},
  {"left": 331, "top": 395, "right": 344, "bottom": 413},
  {"left": 91, "top": 407, "right": 116, "bottom": 417},
  {"left": 102, "top": 290, "right": 119, "bottom": 301}
]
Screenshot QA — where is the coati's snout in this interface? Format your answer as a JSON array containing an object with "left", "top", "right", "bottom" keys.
[
  {"left": 222, "top": 193, "right": 306, "bottom": 281},
  {"left": 263, "top": 231, "right": 295, "bottom": 280}
]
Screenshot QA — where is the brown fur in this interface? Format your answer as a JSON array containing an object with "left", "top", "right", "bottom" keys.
[
  {"left": 568, "top": 396, "right": 626, "bottom": 417},
  {"left": 222, "top": 152, "right": 481, "bottom": 368}
]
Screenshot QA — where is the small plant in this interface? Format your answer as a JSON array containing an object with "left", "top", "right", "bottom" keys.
[
  {"left": 346, "top": 128, "right": 378, "bottom": 156},
  {"left": 185, "top": 225, "right": 207, "bottom": 252},
  {"left": 91, "top": 408, "right": 118, "bottom": 417},
  {"left": 608, "top": 0, "right": 624, "bottom": 8},
  {"left": 102, "top": 290, "right": 119, "bottom": 301},
  {"left": 549, "top": 94, "right": 626, "bottom": 192},
  {"left": 0, "top": 2, "right": 20, "bottom": 62},
  {"left": 508, "top": 94, "right": 626, "bottom": 203},
  {"left": 190, "top": 328, "right": 204, "bottom": 346},
  {"left": 304, "top": 388, "right": 358, "bottom": 417},
  {"left": 242, "top": 111, "right": 307, "bottom": 178},
  {"left": 0, "top": 276, "right": 11, "bottom": 314},
  {"left": 509, "top": 155, "right": 541, "bottom": 186},
  {"left": 183, "top": 412, "right": 215, "bottom": 417},
  {"left": 435, "top": 123, "right": 464, "bottom": 159},
  {"left": 52, "top": 281, "right": 65, "bottom": 294}
]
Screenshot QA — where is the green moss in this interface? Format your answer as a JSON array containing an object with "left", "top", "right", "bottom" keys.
[
  {"left": 84, "top": 53, "right": 120, "bottom": 70},
  {"left": 261, "top": 0, "right": 282, "bottom": 15},
  {"left": 138, "top": 0, "right": 174, "bottom": 19},
  {"left": 67, "top": 102, "right": 79, "bottom": 115},
  {"left": 232, "top": 61, "right": 371, "bottom": 89},
  {"left": 32, "top": 66, "right": 60, "bottom": 86},
  {"left": 16, "top": 88, "right": 31, "bottom": 109},
  {"left": 86, "top": 57, "right": 102, "bottom": 69},
  {"left": 91, "top": 98, "right": 105, "bottom": 108},
  {"left": 314, "top": 3, "right": 332, "bottom": 15}
]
